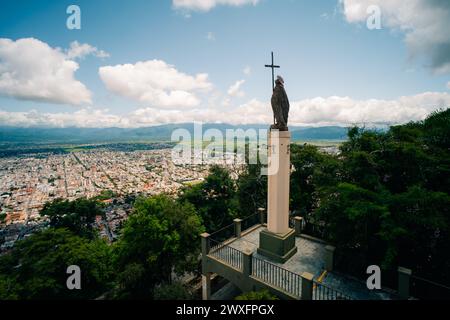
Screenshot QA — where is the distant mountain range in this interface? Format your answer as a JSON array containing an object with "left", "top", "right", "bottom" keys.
[{"left": 0, "top": 124, "right": 350, "bottom": 145}]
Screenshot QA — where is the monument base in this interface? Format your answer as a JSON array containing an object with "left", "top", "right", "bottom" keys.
[{"left": 257, "top": 228, "right": 297, "bottom": 263}]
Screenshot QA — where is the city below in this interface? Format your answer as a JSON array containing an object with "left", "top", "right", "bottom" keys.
[
  {"left": 0, "top": 140, "right": 340, "bottom": 252},
  {"left": 0, "top": 143, "right": 249, "bottom": 250}
]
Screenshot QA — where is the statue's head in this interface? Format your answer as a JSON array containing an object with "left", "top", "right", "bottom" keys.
[{"left": 275, "top": 75, "right": 284, "bottom": 86}]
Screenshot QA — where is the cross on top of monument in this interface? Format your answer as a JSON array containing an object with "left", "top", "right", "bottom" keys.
[
  {"left": 265, "top": 51, "right": 280, "bottom": 90},
  {"left": 265, "top": 52, "right": 281, "bottom": 125}
]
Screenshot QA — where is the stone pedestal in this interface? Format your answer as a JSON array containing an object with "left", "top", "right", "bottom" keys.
[
  {"left": 258, "top": 228, "right": 297, "bottom": 263},
  {"left": 258, "top": 129, "right": 297, "bottom": 263},
  {"left": 267, "top": 130, "right": 290, "bottom": 234}
]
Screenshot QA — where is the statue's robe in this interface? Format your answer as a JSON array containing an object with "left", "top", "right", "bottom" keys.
[{"left": 271, "top": 83, "right": 290, "bottom": 129}]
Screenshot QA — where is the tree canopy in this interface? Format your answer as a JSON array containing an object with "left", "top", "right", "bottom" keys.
[
  {"left": 292, "top": 109, "right": 450, "bottom": 287},
  {"left": 112, "top": 194, "right": 204, "bottom": 298},
  {"left": 0, "top": 228, "right": 113, "bottom": 300},
  {"left": 179, "top": 165, "right": 239, "bottom": 232},
  {"left": 40, "top": 198, "right": 101, "bottom": 239},
  {"left": 235, "top": 289, "right": 278, "bottom": 300}
]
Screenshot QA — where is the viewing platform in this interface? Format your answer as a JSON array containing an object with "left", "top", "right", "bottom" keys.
[{"left": 201, "top": 210, "right": 399, "bottom": 300}]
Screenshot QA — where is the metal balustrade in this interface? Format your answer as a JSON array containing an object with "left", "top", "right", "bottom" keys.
[
  {"left": 410, "top": 274, "right": 450, "bottom": 300},
  {"left": 209, "top": 212, "right": 262, "bottom": 245},
  {"left": 209, "top": 222, "right": 235, "bottom": 244},
  {"left": 209, "top": 239, "right": 244, "bottom": 271},
  {"left": 304, "top": 218, "right": 327, "bottom": 239},
  {"left": 205, "top": 215, "right": 357, "bottom": 300},
  {"left": 313, "top": 281, "right": 353, "bottom": 300},
  {"left": 288, "top": 216, "right": 295, "bottom": 229},
  {"left": 252, "top": 256, "right": 303, "bottom": 298}
]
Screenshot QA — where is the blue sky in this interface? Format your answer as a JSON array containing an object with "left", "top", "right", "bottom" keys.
[{"left": 0, "top": 0, "right": 449, "bottom": 127}]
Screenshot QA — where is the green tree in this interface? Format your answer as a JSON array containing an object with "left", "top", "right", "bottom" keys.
[
  {"left": 0, "top": 274, "right": 21, "bottom": 299},
  {"left": 235, "top": 289, "right": 278, "bottom": 300},
  {"left": 290, "top": 144, "right": 340, "bottom": 216},
  {"left": 380, "top": 186, "right": 450, "bottom": 273},
  {"left": 93, "top": 190, "right": 116, "bottom": 201},
  {"left": 114, "top": 263, "right": 147, "bottom": 299},
  {"left": 40, "top": 198, "right": 102, "bottom": 239},
  {"left": 153, "top": 282, "right": 193, "bottom": 300},
  {"left": 0, "top": 228, "right": 113, "bottom": 300},
  {"left": 315, "top": 183, "right": 390, "bottom": 274},
  {"left": 421, "top": 109, "right": 450, "bottom": 194},
  {"left": 308, "top": 108, "right": 450, "bottom": 288},
  {"left": 113, "top": 194, "right": 204, "bottom": 298},
  {"left": 236, "top": 162, "right": 267, "bottom": 217},
  {"left": 179, "top": 165, "right": 238, "bottom": 232}
]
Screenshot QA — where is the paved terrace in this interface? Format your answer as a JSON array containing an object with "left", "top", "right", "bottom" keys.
[{"left": 206, "top": 225, "right": 396, "bottom": 300}]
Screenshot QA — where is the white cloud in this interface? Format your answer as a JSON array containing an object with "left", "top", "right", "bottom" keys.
[
  {"left": 447, "top": 82, "right": 450, "bottom": 90},
  {"left": 0, "top": 38, "right": 92, "bottom": 105},
  {"left": 339, "top": 0, "right": 450, "bottom": 74},
  {"left": 127, "top": 99, "right": 269, "bottom": 126},
  {"left": 221, "top": 97, "right": 231, "bottom": 107},
  {"left": 224, "top": 99, "right": 270, "bottom": 124},
  {"left": 99, "top": 60, "right": 213, "bottom": 109},
  {"left": 288, "top": 92, "right": 450, "bottom": 126},
  {"left": 206, "top": 32, "right": 216, "bottom": 41},
  {"left": 199, "top": 92, "right": 450, "bottom": 127},
  {"left": 188, "top": 91, "right": 450, "bottom": 126},
  {"left": 2, "top": 92, "right": 449, "bottom": 128},
  {"left": 243, "top": 66, "right": 251, "bottom": 75},
  {"left": 0, "top": 108, "right": 123, "bottom": 128},
  {"left": 173, "top": 0, "right": 259, "bottom": 12},
  {"left": 227, "top": 79, "right": 245, "bottom": 97},
  {"left": 66, "top": 41, "right": 110, "bottom": 60},
  {"left": 320, "top": 13, "right": 330, "bottom": 20}
]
